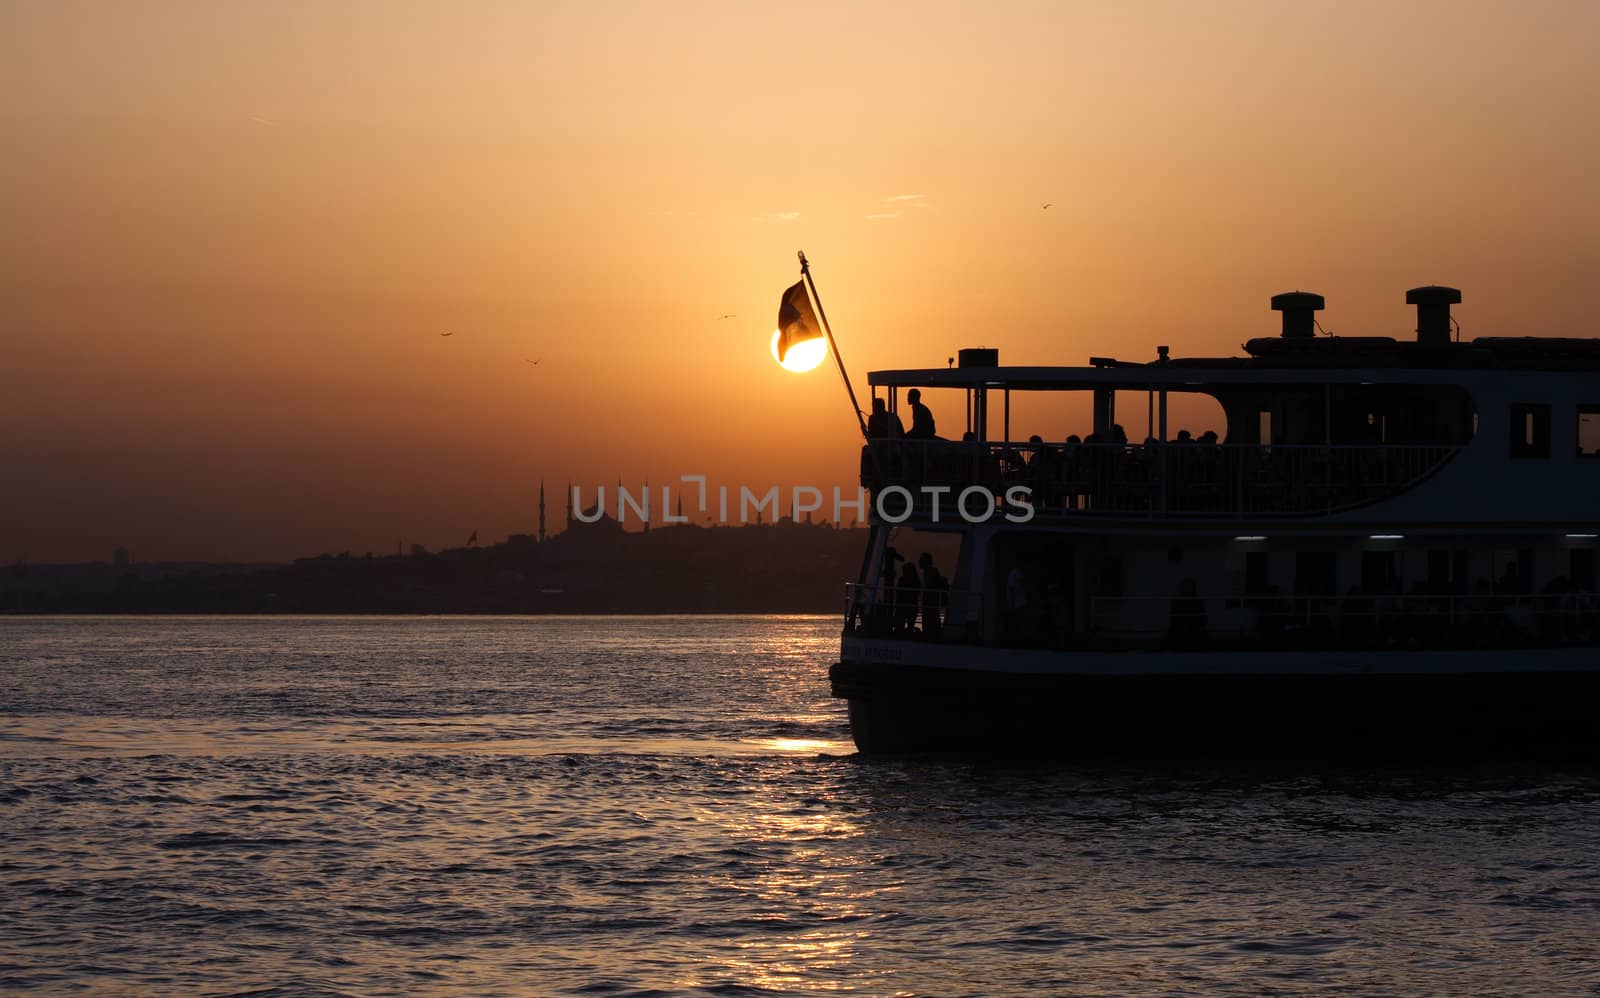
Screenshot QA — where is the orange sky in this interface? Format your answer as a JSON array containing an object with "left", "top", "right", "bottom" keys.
[{"left": 3, "top": 0, "right": 1598, "bottom": 562}]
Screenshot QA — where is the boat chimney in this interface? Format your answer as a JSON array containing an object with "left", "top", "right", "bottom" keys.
[
  {"left": 1270, "top": 291, "right": 1324, "bottom": 339},
  {"left": 1405, "top": 285, "right": 1461, "bottom": 347},
  {"left": 958, "top": 347, "right": 998, "bottom": 368}
]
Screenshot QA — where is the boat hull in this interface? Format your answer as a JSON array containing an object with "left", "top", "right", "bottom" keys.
[{"left": 831, "top": 644, "right": 1600, "bottom": 757}]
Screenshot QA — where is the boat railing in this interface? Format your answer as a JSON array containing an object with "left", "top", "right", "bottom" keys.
[
  {"left": 843, "top": 582, "right": 980, "bottom": 642},
  {"left": 1087, "top": 591, "right": 1600, "bottom": 647},
  {"left": 861, "top": 440, "right": 1462, "bottom": 518}
]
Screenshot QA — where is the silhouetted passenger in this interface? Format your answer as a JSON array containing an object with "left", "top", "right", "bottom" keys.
[
  {"left": 1175, "top": 429, "right": 1194, "bottom": 444},
  {"left": 906, "top": 388, "right": 936, "bottom": 440},
  {"left": 1027, "top": 434, "right": 1060, "bottom": 501},
  {"left": 870, "top": 547, "right": 905, "bottom": 634},
  {"left": 896, "top": 560, "right": 922, "bottom": 634},
  {"left": 867, "top": 397, "right": 904, "bottom": 439},
  {"left": 1003, "top": 566, "right": 1028, "bottom": 642},
  {"left": 1059, "top": 434, "right": 1084, "bottom": 508},
  {"left": 918, "top": 553, "right": 948, "bottom": 638}
]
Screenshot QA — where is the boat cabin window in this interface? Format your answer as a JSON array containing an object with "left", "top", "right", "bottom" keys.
[
  {"left": 1425, "top": 548, "right": 1470, "bottom": 594},
  {"left": 1578, "top": 405, "right": 1600, "bottom": 457},
  {"left": 877, "top": 526, "right": 963, "bottom": 586},
  {"left": 987, "top": 532, "right": 1078, "bottom": 647},
  {"left": 1244, "top": 550, "right": 1270, "bottom": 596},
  {"left": 850, "top": 525, "right": 970, "bottom": 640},
  {"left": 1218, "top": 384, "right": 1473, "bottom": 446},
  {"left": 1360, "top": 550, "right": 1401, "bottom": 594},
  {"left": 1571, "top": 548, "right": 1596, "bottom": 592},
  {"left": 1293, "top": 551, "right": 1336, "bottom": 598},
  {"left": 1509, "top": 403, "right": 1551, "bottom": 458},
  {"left": 1492, "top": 548, "right": 1534, "bottom": 594}
]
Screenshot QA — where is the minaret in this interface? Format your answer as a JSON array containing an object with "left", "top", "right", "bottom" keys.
[
  {"left": 565, "top": 481, "right": 572, "bottom": 533},
  {"left": 538, "top": 480, "right": 546, "bottom": 542},
  {"left": 643, "top": 477, "right": 650, "bottom": 533}
]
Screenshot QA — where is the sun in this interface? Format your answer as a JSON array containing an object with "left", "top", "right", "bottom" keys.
[{"left": 771, "top": 330, "right": 828, "bottom": 373}]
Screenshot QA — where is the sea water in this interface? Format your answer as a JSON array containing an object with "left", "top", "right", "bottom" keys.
[{"left": 2, "top": 615, "right": 1598, "bottom": 995}]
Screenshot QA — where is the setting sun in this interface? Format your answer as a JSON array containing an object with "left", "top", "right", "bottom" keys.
[{"left": 771, "top": 330, "right": 828, "bottom": 373}]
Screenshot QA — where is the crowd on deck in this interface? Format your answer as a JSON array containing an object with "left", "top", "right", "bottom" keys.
[{"left": 861, "top": 413, "right": 1450, "bottom": 515}]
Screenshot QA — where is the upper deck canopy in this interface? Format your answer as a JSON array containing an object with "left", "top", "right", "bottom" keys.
[{"left": 869, "top": 337, "right": 1600, "bottom": 391}]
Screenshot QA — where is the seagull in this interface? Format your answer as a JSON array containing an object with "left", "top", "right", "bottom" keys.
[
  {"left": 718, "top": 314, "right": 737, "bottom": 319},
  {"left": 1041, "top": 203, "right": 1052, "bottom": 210},
  {"left": 440, "top": 332, "right": 454, "bottom": 337},
  {"left": 525, "top": 357, "right": 541, "bottom": 365}
]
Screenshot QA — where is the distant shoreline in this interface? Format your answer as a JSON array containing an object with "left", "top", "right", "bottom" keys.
[
  {"left": 5, "top": 522, "right": 869, "bottom": 617},
  {"left": 0, "top": 609, "right": 841, "bottom": 618}
]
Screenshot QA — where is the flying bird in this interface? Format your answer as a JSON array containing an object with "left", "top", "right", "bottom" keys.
[
  {"left": 525, "top": 357, "right": 542, "bottom": 365},
  {"left": 1041, "top": 203, "right": 1052, "bottom": 210},
  {"left": 440, "top": 332, "right": 455, "bottom": 337},
  {"left": 719, "top": 314, "right": 737, "bottom": 319}
]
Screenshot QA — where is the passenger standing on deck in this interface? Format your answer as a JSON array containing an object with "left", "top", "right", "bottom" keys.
[
  {"left": 896, "top": 559, "right": 922, "bottom": 634},
  {"left": 906, "top": 389, "right": 937, "bottom": 439},
  {"left": 870, "top": 546, "right": 905, "bottom": 634},
  {"left": 918, "top": 553, "right": 948, "bottom": 638},
  {"left": 1004, "top": 566, "right": 1028, "bottom": 642}
]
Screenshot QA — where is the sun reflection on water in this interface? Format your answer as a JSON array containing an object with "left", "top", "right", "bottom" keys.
[{"left": 754, "top": 736, "right": 852, "bottom": 754}]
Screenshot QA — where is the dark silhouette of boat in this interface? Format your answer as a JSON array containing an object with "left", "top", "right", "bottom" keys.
[{"left": 834, "top": 286, "right": 1600, "bottom": 756}]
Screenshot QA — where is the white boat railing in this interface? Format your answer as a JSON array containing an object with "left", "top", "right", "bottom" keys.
[{"left": 861, "top": 441, "right": 1463, "bottom": 518}]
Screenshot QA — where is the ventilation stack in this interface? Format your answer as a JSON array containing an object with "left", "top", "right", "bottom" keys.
[
  {"left": 1270, "top": 291, "right": 1325, "bottom": 339},
  {"left": 1406, "top": 286, "right": 1461, "bottom": 347}
]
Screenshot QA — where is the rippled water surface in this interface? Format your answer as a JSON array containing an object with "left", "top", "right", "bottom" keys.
[{"left": 3, "top": 615, "right": 1600, "bottom": 996}]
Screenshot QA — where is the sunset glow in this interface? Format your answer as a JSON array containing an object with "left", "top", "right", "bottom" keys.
[
  {"left": 770, "top": 331, "right": 828, "bottom": 373},
  {"left": 3, "top": 2, "right": 1599, "bottom": 562}
]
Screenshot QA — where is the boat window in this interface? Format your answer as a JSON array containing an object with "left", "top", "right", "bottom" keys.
[
  {"left": 1360, "top": 550, "right": 1401, "bottom": 594},
  {"left": 1578, "top": 405, "right": 1600, "bottom": 457},
  {"left": 1293, "top": 550, "right": 1336, "bottom": 598},
  {"left": 882, "top": 526, "right": 963, "bottom": 582},
  {"left": 1571, "top": 548, "right": 1596, "bottom": 593},
  {"left": 1424, "top": 548, "right": 1471, "bottom": 594},
  {"left": 1492, "top": 547, "right": 1534, "bottom": 594},
  {"left": 987, "top": 532, "right": 1079, "bottom": 646},
  {"left": 1220, "top": 384, "right": 1473, "bottom": 446},
  {"left": 1509, "top": 403, "right": 1551, "bottom": 459},
  {"left": 1244, "top": 550, "right": 1270, "bottom": 596}
]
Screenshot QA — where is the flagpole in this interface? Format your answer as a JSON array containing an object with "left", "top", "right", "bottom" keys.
[{"left": 798, "top": 251, "right": 870, "bottom": 441}]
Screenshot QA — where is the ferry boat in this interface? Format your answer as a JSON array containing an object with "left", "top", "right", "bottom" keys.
[{"left": 832, "top": 287, "right": 1600, "bottom": 755}]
